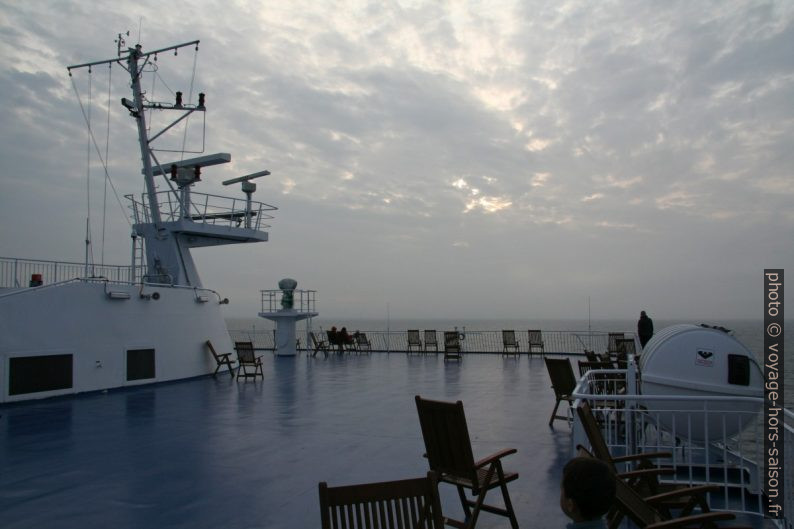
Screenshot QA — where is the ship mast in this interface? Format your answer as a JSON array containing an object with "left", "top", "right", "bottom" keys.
[
  {"left": 68, "top": 38, "right": 201, "bottom": 230},
  {"left": 69, "top": 38, "right": 274, "bottom": 287},
  {"left": 127, "top": 43, "right": 162, "bottom": 227}
]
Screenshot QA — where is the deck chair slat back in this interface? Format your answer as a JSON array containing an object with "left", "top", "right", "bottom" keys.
[
  {"left": 234, "top": 341, "right": 264, "bottom": 379},
  {"left": 417, "top": 399, "right": 477, "bottom": 483},
  {"left": 407, "top": 330, "right": 422, "bottom": 353},
  {"left": 319, "top": 473, "right": 444, "bottom": 529},
  {"left": 414, "top": 396, "right": 519, "bottom": 529},
  {"left": 544, "top": 358, "right": 577, "bottom": 426},
  {"left": 424, "top": 330, "right": 438, "bottom": 352},
  {"left": 205, "top": 340, "right": 236, "bottom": 377},
  {"left": 528, "top": 330, "right": 545, "bottom": 355}
]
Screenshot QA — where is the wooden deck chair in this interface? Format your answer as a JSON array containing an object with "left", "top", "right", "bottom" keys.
[
  {"left": 576, "top": 401, "right": 717, "bottom": 526},
  {"left": 414, "top": 396, "right": 519, "bottom": 529},
  {"left": 443, "top": 332, "right": 462, "bottom": 361},
  {"left": 611, "top": 457, "right": 750, "bottom": 529},
  {"left": 615, "top": 338, "right": 637, "bottom": 369},
  {"left": 407, "top": 330, "right": 423, "bottom": 353},
  {"left": 424, "top": 330, "right": 438, "bottom": 352},
  {"left": 577, "top": 360, "right": 622, "bottom": 397},
  {"left": 234, "top": 341, "right": 264, "bottom": 380},
  {"left": 527, "top": 330, "right": 545, "bottom": 355},
  {"left": 310, "top": 332, "right": 329, "bottom": 358},
  {"left": 576, "top": 448, "right": 747, "bottom": 529},
  {"left": 355, "top": 332, "right": 372, "bottom": 353},
  {"left": 607, "top": 332, "right": 624, "bottom": 355},
  {"left": 501, "top": 330, "right": 520, "bottom": 356},
  {"left": 578, "top": 360, "right": 614, "bottom": 378},
  {"left": 577, "top": 401, "right": 674, "bottom": 486},
  {"left": 543, "top": 357, "right": 577, "bottom": 426},
  {"left": 319, "top": 471, "right": 445, "bottom": 529},
  {"left": 205, "top": 340, "right": 236, "bottom": 377}
]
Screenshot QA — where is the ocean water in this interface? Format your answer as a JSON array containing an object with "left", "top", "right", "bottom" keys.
[{"left": 227, "top": 317, "right": 793, "bottom": 409}]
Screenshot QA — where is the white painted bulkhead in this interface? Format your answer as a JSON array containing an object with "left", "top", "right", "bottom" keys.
[{"left": 0, "top": 281, "right": 233, "bottom": 403}]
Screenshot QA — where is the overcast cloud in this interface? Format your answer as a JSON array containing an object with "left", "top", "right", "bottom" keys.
[{"left": 0, "top": 0, "right": 792, "bottom": 321}]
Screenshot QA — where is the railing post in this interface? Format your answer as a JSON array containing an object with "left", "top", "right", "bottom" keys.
[{"left": 626, "top": 355, "right": 637, "bottom": 455}]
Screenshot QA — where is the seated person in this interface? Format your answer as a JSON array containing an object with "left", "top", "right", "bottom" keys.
[
  {"left": 560, "top": 457, "right": 615, "bottom": 529},
  {"left": 339, "top": 327, "right": 353, "bottom": 345}
]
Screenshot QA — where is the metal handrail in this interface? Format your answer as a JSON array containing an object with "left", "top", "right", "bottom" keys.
[
  {"left": 571, "top": 367, "right": 792, "bottom": 526},
  {"left": 0, "top": 256, "right": 139, "bottom": 288},
  {"left": 126, "top": 191, "right": 276, "bottom": 230}
]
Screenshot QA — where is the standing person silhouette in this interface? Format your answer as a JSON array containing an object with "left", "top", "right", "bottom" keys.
[{"left": 637, "top": 310, "right": 654, "bottom": 347}]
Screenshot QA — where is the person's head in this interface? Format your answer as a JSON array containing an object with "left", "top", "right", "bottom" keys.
[
  {"left": 331, "top": 326, "right": 337, "bottom": 331},
  {"left": 640, "top": 310, "right": 647, "bottom": 317},
  {"left": 560, "top": 457, "right": 615, "bottom": 522}
]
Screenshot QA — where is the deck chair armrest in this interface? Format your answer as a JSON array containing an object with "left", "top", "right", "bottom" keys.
[
  {"left": 612, "top": 451, "right": 672, "bottom": 464},
  {"left": 645, "top": 511, "right": 736, "bottom": 529},
  {"left": 617, "top": 467, "right": 675, "bottom": 481},
  {"left": 218, "top": 353, "right": 233, "bottom": 360},
  {"left": 474, "top": 448, "right": 517, "bottom": 468},
  {"left": 643, "top": 484, "right": 720, "bottom": 505}
]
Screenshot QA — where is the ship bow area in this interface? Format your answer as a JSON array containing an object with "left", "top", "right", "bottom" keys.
[{"left": 0, "top": 281, "right": 232, "bottom": 402}]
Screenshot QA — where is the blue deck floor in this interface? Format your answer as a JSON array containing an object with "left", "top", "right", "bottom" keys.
[
  {"left": 1, "top": 352, "right": 775, "bottom": 529},
  {"left": 1, "top": 354, "right": 592, "bottom": 527}
]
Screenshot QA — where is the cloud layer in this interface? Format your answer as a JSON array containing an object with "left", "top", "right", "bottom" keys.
[{"left": 1, "top": 0, "right": 792, "bottom": 320}]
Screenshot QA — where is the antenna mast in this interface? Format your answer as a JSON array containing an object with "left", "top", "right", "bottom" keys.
[{"left": 68, "top": 38, "right": 202, "bottom": 231}]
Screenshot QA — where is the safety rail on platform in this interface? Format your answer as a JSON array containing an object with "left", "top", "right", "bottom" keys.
[
  {"left": 260, "top": 289, "right": 317, "bottom": 314},
  {"left": 226, "top": 328, "right": 635, "bottom": 355},
  {"left": 0, "top": 256, "right": 139, "bottom": 288},
  {"left": 127, "top": 191, "right": 276, "bottom": 230},
  {"left": 571, "top": 366, "right": 793, "bottom": 528}
]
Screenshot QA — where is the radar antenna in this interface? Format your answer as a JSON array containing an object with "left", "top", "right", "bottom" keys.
[{"left": 223, "top": 170, "right": 270, "bottom": 228}]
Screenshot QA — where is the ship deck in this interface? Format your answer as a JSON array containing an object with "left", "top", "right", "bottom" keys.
[{"left": 0, "top": 353, "right": 770, "bottom": 529}]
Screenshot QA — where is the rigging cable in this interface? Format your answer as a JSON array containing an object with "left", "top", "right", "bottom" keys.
[
  {"left": 85, "top": 67, "right": 94, "bottom": 272},
  {"left": 69, "top": 72, "right": 132, "bottom": 230},
  {"left": 180, "top": 44, "right": 200, "bottom": 159},
  {"left": 101, "top": 62, "right": 112, "bottom": 266}
]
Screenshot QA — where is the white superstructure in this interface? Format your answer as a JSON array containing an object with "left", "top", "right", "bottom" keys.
[{"left": 0, "top": 38, "right": 275, "bottom": 402}]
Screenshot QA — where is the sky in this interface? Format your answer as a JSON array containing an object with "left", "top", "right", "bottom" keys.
[{"left": 0, "top": 0, "right": 792, "bottom": 322}]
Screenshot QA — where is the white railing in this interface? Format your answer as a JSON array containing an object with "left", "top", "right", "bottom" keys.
[
  {"left": 0, "top": 256, "right": 139, "bottom": 288},
  {"left": 127, "top": 191, "right": 276, "bottom": 230},
  {"left": 571, "top": 367, "right": 793, "bottom": 526}
]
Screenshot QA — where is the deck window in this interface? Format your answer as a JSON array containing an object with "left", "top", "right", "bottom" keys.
[
  {"left": 8, "top": 354, "right": 73, "bottom": 395},
  {"left": 727, "top": 354, "right": 750, "bottom": 386},
  {"left": 126, "top": 348, "right": 155, "bottom": 381}
]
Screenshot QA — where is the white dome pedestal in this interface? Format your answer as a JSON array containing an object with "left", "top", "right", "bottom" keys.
[{"left": 258, "top": 309, "right": 318, "bottom": 356}]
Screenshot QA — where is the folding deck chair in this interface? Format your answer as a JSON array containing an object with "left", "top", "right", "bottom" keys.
[
  {"left": 544, "top": 357, "right": 577, "bottom": 426},
  {"left": 527, "top": 330, "right": 545, "bottom": 355},
  {"left": 501, "top": 330, "right": 520, "bottom": 356},
  {"left": 424, "top": 330, "right": 439, "bottom": 352},
  {"left": 407, "top": 330, "right": 423, "bottom": 353},
  {"left": 575, "top": 402, "right": 730, "bottom": 528},
  {"left": 607, "top": 332, "right": 624, "bottom": 355},
  {"left": 310, "top": 332, "right": 329, "bottom": 358},
  {"left": 443, "top": 331, "right": 462, "bottom": 361},
  {"left": 415, "top": 396, "right": 519, "bottom": 529},
  {"left": 354, "top": 332, "right": 372, "bottom": 353},
  {"left": 577, "top": 447, "right": 749, "bottom": 529},
  {"left": 319, "top": 471, "right": 445, "bottom": 529},
  {"left": 234, "top": 341, "right": 264, "bottom": 380},
  {"left": 205, "top": 340, "right": 236, "bottom": 377}
]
